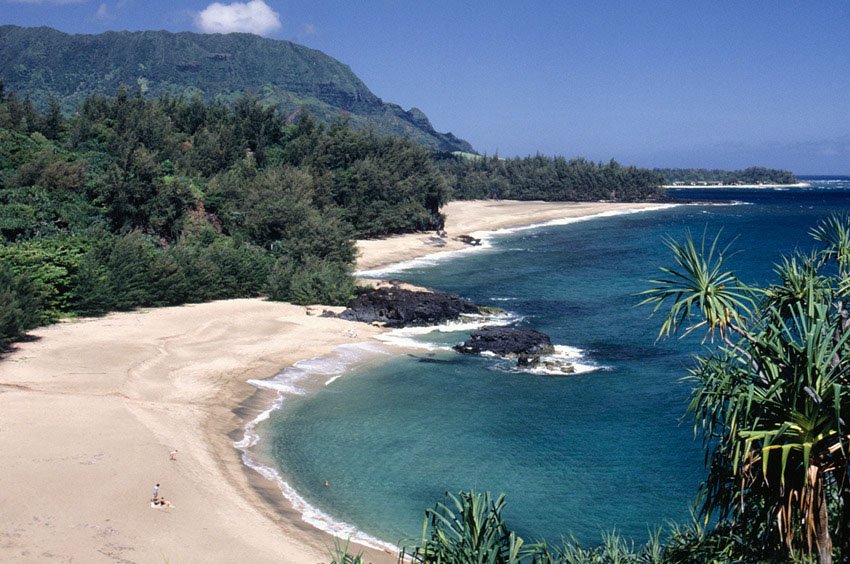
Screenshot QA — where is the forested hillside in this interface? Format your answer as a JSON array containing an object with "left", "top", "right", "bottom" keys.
[{"left": 0, "top": 25, "right": 473, "bottom": 153}]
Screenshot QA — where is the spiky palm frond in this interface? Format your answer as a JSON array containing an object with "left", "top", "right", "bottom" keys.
[
  {"left": 686, "top": 300, "right": 850, "bottom": 558},
  {"left": 764, "top": 253, "right": 832, "bottom": 319},
  {"left": 737, "top": 303, "right": 850, "bottom": 480},
  {"left": 640, "top": 232, "right": 755, "bottom": 340},
  {"left": 811, "top": 214, "right": 850, "bottom": 276},
  {"left": 663, "top": 512, "right": 757, "bottom": 563},
  {"left": 401, "top": 491, "right": 538, "bottom": 564},
  {"left": 327, "top": 537, "right": 366, "bottom": 564}
]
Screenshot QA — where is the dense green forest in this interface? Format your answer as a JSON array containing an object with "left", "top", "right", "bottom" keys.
[
  {"left": 0, "top": 25, "right": 473, "bottom": 153},
  {"left": 439, "top": 153, "right": 666, "bottom": 201},
  {"left": 0, "top": 84, "right": 665, "bottom": 347},
  {"left": 657, "top": 166, "right": 798, "bottom": 185},
  {"left": 0, "top": 84, "right": 450, "bottom": 346}
]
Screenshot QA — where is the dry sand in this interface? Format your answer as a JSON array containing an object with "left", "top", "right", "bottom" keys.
[
  {"left": 0, "top": 199, "right": 670, "bottom": 563},
  {"left": 0, "top": 299, "right": 388, "bottom": 563}
]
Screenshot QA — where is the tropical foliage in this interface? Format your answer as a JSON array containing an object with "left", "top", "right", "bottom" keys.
[
  {"left": 642, "top": 215, "right": 850, "bottom": 563},
  {"left": 326, "top": 537, "right": 367, "bottom": 564},
  {"left": 0, "top": 259, "right": 40, "bottom": 348},
  {"left": 401, "top": 491, "right": 538, "bottom": 564},
  {"left": 384, "top": 491, "right": 769, "bottom": 563}
]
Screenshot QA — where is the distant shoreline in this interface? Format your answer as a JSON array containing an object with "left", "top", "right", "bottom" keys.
[
  {"left": 663, "top": 182, "right": 812, "bottom": 189},
  {"left": 356, "top": 200, "right": 672, "bottom": 272}
]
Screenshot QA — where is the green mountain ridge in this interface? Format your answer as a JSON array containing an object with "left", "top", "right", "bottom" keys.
[{"left": 0, "top": 25, "right": 473, "bottom": 153}]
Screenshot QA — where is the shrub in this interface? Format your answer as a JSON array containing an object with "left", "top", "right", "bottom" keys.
[{"left": 0, "top": 259, "right": 41, "bottom": 347}]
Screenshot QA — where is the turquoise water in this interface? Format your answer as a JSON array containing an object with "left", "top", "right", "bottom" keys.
[{"left": 263, "top": 181, "right": 850, "bottom": 548}]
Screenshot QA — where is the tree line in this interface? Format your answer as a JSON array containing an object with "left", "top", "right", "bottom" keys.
[
  {"left": 438, "top": 153, "right": 666, "bottom": 201},
  {"left": 657, "top": 166, "right": 798, "bottom": 185},
  {"left": 1, "top": 84, "right": 664, "bottom": 347}
]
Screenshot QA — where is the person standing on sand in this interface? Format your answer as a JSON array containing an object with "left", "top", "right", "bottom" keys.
[
  {"left": 169, "top": 449, "right": 178, "bottom": 461},
  {"left": 152, "top": 483, "right": 160, "bottom": 501}
]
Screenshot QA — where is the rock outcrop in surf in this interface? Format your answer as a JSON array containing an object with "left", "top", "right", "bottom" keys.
[
  {"left": 454, "top": 326, "right": 555, "bottom": 358},
  {"left": 454, "top": 326, "right": 579, "bottom": 373},
  {"left": 339, "top": 286, "right": 481, "bottom": 327}
]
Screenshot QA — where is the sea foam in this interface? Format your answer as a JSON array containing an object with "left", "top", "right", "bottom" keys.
[
  {"left": 236, "top": 342, "right": 400, "bottom": 552},
  {"left": 524, "top": 344, "right": 607, "bottom": 376},
  {"left": 237, "top": 444, "right": 398, "bottom": 553},
  {"left": 235, "top": 313, "right": 521, "bottom": 553},
  {"left": 376, "top": 312, "right": 520, "bottom": 350},
  {"left": 484, "top": 343, "right": 606, "bottom": 376}
]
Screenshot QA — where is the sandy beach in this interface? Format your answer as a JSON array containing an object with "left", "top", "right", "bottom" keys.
[
  {"left": 0, "top": 299, "right": 391, "bottom": 563},
  {"left": 356, "top": 200, "right": 667, "bottom": 271},
  {"left": 0, "top": 199, "right": 668, "bottom": 563}
]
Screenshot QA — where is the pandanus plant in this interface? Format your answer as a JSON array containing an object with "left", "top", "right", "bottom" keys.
[
  {"left": 400, "top": 491, "right": 537, "bottom": 564},
  {"left": 641, "top": 215, "right": 850, "bottom": 563}
]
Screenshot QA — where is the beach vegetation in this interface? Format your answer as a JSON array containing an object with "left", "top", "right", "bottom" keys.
[
  {"left": 400, "top": 491, "right": 539, "bottom": 564},
  {"left": 327, "top": 537, "right": 367, "bottom": 564},
  {"left": 395, "top": 491, "right": 790, "bottom": 563},
  {"left": 0, "top": 259, "right": 40, "bottom": 347},
  {"left": 642, "top": 215, "right": 850, "bottom": 563},
  {"left": 0, "top": 83, "right": 448, "bottom": 341}
]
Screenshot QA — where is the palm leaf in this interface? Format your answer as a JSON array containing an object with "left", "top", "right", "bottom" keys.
[{"left": 641, "top": 231, "right": 755, "bottom": 340}]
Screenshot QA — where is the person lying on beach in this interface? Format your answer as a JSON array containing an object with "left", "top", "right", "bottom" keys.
[{"left": 151, "top": 497, "right": 176, "bottom": 509}]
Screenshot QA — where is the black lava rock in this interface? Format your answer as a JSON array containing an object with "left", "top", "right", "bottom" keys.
[
  {"left": 454, "top": 326, "right": 555, "bottom": 357},
  {"left": 339, "top": 287, "right": 481, "bottom": 328}
]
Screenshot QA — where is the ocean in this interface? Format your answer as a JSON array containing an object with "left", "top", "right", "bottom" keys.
[{"left": 241, "top": 179, "right": 850, "bottom": 550}]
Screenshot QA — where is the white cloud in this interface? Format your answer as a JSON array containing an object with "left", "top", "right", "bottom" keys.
[
  {"left": 194, "top": 0, "right": 281, "bottom": 36},
  {"left": 95, "top": 2, "right": 108, "bottom": 18}
]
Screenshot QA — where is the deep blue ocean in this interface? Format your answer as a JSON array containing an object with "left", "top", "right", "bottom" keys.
[{"left": 258, "top": 180, "right": 850, "bottom": 549}]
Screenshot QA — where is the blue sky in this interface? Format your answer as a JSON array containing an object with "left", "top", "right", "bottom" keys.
[{"left": 2, "top": 0, "right": 849, "bottom": 173}]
